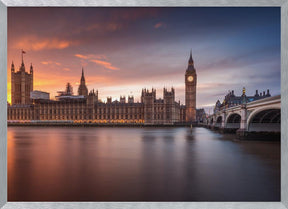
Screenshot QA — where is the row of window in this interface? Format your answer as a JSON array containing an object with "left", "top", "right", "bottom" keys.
[
  {"left": 37, "top": 108, "right": 144, "bottom": 114},
  {"left": 39, "top": 114, "right": 143, "bottom": 120},
  {"left": 9, "top": 113, "right": 183, "bottom": 121}
]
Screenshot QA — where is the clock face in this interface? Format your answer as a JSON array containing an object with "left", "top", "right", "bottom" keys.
[{"left": 187, "top": 76, "right": 194, "bottom": 82}]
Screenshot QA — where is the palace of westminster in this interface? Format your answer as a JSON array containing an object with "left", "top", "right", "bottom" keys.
[
  {"left": 8, "top": 51, "right": 273, "bottom": 125},
  {"left": 8, "top": 52, "right": 202, "bottom": 125}
]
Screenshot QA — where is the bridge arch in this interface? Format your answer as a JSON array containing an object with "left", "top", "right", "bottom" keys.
[
  {"left": 247, "top": 107, "right": 280, "bottom": 132},
  {"left": 209, "top": 117, "right": 214, "bottom": 125},
  {"left": 215, "top": 116, "right": 222, "bottom": 127},
  {"left": 225, "top": 113, "right": 241, "bottom": 129}
]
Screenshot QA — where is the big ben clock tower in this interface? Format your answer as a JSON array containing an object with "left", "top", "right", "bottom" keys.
[{"left": 185, "top": 50, "right": 197, "bottom": 123}]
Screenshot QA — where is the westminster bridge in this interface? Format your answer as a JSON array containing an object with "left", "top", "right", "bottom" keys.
[{"left": 205, "top": 95, "right": 281, "bottom": 138}]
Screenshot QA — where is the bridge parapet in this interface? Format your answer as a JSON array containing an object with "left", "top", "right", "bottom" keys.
[{"left": 207, "top": 95, "right": 280, "bottom": 136}]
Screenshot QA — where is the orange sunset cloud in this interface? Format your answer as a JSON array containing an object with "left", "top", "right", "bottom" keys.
[
  {"left": 91, "top": 60, "right": 119, "bottom": 71},
  {"left": 75, "top": 54, "right": 107, "bottom": 60},
  {"left": 84, "top": 23, "right": 122, "bottom": 32},
  {"left": 14, "top": 36, "right": 72, "bottom": 51},
  {"left": 75, "top": 54, "right": 88, "bottom": 59},
  {"left": 41, "top": 61, "right": 62, "bottom": 66},
  {"left": 154, "top": 22, "right": 166, "bottom": 29},
  {"left": 75, "top": 54, "right": 118, "bottom": 70}
]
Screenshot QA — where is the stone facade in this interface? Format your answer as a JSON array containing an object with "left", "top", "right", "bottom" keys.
[
  {"left": 11, "top": 57, "right": 33, "bottom": 105},
  {"left": 8, "top": 86, "right": 180, "bottom": 125},
  {"left": 8, "top": 52, "right": 201, "bottom": 125}
]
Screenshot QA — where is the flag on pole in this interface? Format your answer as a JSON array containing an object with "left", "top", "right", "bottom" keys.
[{"left": 21, "top": 49, "right": 26, "bottom": 64}]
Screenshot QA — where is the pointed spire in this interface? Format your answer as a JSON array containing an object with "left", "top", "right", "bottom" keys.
[
  {"left": 11, "top": 61, "right": 15, "bottom": 72},
  {"left": 78, "top": 67, "right": 88, "bottom": 96},
  {"left": 186, "top": 49, "right": 196, "bottom": 72},
  {"left": 81, "top": 67, "right": 85, "bottom": 81},
  {"left": 30, "top": 63, "right": 33, "bottom": 73},
  {"left": 188, "top": 49, "right": 194, "bottom": 66}
]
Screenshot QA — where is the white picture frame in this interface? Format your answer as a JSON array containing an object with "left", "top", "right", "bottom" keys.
[{"left": 0, "top": 0, "right": 287, "bottom": 209}]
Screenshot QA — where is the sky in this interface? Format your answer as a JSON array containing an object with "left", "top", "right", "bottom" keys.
[{"left": 7, "top": 7, "right": 281, "bottom": 112}]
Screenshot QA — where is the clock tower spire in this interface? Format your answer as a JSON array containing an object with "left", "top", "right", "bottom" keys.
[{"left": 185, "top": 50, "right": 197, "bottom": 123}]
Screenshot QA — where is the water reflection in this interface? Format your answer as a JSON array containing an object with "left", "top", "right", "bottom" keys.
[{"left": 8, "top": 127, "right": 280, "bottom": 201}]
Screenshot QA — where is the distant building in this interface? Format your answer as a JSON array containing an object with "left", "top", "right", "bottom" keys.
[
  {"left": 196, "top": 108, "right": 206, "bottom": 123},
  {"left": 214, "top": 88, "right": 271, "bottom": 114},
  {"left": 8, "top": 51, "right": 203, "bottom": 124}
]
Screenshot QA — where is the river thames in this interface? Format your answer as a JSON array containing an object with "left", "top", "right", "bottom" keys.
[{"left": 8, "top": 127, "right": 280, "bottom": 201}]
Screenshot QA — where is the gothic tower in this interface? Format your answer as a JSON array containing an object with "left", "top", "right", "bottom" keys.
[
  {"left": 78, "top": 68, "right": 88, "bottom": 96},
  {"left": 185, "top": 50, "right": 197, "bottom": 122},
  {"left": 164, "top": 87, "right": 176, "bottom": 124},
  {"left": 142, "top": 88, "right": 156, "bottom": 124},
  {"left": 11, "top": 50, "right": 33, "bottom": 105}
]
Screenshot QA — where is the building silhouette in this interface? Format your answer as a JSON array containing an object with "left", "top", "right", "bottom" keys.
[{"left": 8, "top": 52, "right": 199, "bottom": 125}]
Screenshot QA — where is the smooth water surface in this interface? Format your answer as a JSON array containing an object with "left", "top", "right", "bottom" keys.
[{"left": 8, "top": 127, "right": 280, "bottom": 201}]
